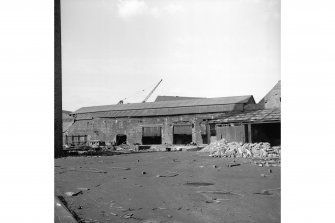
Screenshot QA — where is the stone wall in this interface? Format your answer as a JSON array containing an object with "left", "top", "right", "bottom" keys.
[
  {"left": 258, "top": 81, "right": 281, "bottom": 109},
  {"left": 67, "top": 113, "right": 225, "bottom": 145}
]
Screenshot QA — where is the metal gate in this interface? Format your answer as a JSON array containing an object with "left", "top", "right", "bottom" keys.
[{"left": 216, "top": 125, "right": 245, "bottom": 143}]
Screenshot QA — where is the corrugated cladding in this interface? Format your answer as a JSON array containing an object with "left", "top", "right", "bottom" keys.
[{"left": 142, "top": 127, "right": 161, "bottom": 136}]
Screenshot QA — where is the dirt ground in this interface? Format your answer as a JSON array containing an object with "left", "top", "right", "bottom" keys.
[{"left": 55, "top": 151, "right": 280, "bottom": 223}]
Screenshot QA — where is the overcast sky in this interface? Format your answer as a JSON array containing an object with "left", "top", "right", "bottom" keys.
[{"left": 61, "top": 0, "right": 280, "bottom": 112}]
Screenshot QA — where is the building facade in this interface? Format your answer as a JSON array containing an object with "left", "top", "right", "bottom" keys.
[
  {"left": 67, "top": 96, "right": 256, "bottom": 145},
  {"left": 66, "top": 81, "right": 281, "bottom": 146}
]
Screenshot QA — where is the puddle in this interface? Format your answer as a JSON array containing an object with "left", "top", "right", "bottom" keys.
[{"left": 184, "top": 182, "right": 215, "bottom": 187}]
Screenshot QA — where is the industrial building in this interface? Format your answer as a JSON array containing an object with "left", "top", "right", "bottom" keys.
[{"left": 66, "top": 81, "right": 281, "bottom": 146}]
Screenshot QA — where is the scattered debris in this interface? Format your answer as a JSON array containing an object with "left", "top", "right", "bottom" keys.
[
  {"left": 156, "top": 173, "right": 179, "bottom": 178},
  {"left": 110, "top": 167, "right": 131, "bottom": 170},
  {"left": 72, "top": 191, "right": 83, "bottom": 197},
  {"left": 184, "top": 182, "right": 215, "bottom": 187},
  {"left": 197, "top": 190, "right": 243, "bottom": 197},
  {"left": 227, "top": 163, "right": 241, "bottom": 168},
  {"left": 122, "top": 213, "right": 134, "bottom": 219},
  {"left": 254, "top": 190, "right": 272, "bottom": 195},
  {"left": 64, "top": 191, "right": 84, "bottom": 197}
]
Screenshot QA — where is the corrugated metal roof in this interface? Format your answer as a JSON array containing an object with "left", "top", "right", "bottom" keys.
[
  {"left": 75, "top": 104, "right": 244, "bottom": 120},
  {"left": 155, "top": 96, "right": 205, "bottom": 102},
  {"left": 75, "top": 95, "right": 253, "bottom": 114},
  {"left": 209, "top": 109, "right": 280, "bottom": 123}
]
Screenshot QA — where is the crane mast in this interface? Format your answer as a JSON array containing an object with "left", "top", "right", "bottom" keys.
[{"left": 142, "top": 79, "right": 163, "bottom": 103}]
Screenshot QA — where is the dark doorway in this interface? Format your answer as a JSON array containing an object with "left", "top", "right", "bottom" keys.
[
  {"left": 251, "top": 122, "right": 281, "bottom": 146},
  {"left": 173, "top": 125, "right": 192, "bottom": 145},
  {"left": 200, "top": 123, "right": 208, "bottom": 144},
  {"left": 142, "top": 127, "right": 162, "bottom": 145},
  {"left": 116, "top": 134, "right": 127, "bottom": 145}
]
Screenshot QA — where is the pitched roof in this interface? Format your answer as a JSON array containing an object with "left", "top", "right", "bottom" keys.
[
  {"left": 75, "top": 103, "right": 245, "bottom": 120},
  {"left": 258, "top": 80, "right": 281, "bottom": 108},
  {"left": 209, "top": 108, "right": 280, "bottom": 124},
  {"left": 75, "top": 95, "right": 254, "bottom": 114},
  {"left": 155, "top": 96, "right": 205, "bottom": 102}
]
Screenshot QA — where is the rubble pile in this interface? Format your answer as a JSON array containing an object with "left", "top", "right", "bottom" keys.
[{"left": 199, "top": 139, "right": 281, "bottom": 160}]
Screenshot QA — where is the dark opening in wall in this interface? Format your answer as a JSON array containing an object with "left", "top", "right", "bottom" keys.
[
  {"left": 116, "top": 134, "right": 127, "bottom": 145},
  {"left": 200, "top": 123, "right": 208, "bottom": 144},
  {"left": 209, "top": 124, "right": 217, "bottom": 143},
  {"left": 142, "top": 127, "right": 162, "bottom": 145},
  {"left": 251, "top": 122, "right": 281, "bottom": 146},
  {"left": 173, "top": 125, "right": 192, "bottom": 145}
]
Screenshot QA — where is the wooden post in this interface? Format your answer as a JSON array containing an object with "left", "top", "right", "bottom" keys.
[{"left": 248, "top": 124, "right": 252, "bottom": 143}]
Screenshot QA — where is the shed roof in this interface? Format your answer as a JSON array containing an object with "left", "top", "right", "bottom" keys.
[
  {"left": 209, "top": 108, "right": 280, "bottom": 124},
  {"left": 75, "top": 95, "right": 254, "bottom": 114}
]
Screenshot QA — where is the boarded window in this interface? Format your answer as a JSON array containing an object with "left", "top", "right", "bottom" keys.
[
  {"left": 142, "top": 127, "right": 161, "bottom": 137},
  {"left": 142, "top": 127, "right": 162, "bottom": 145},
  {"left": 173, "top": 125, "right": 192, "bottom": 145},
  {"left": 173, "top": 125, "right": 192, "bottom": 135}
]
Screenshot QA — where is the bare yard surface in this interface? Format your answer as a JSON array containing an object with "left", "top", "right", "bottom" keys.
[{"left": 55, "top": 151, "right": 280, "bottom": 223}]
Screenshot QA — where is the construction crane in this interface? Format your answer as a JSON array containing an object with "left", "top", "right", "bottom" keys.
[{"left": 142, "top": 79, "right": 163, "bottom": 103}]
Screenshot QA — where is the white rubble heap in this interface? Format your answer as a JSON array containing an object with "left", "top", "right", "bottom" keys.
[{"left": 199, "top": 139, "right": 281, "bottom": 161}]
